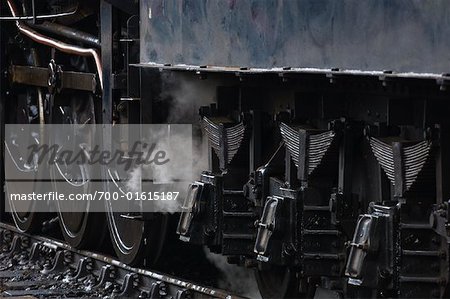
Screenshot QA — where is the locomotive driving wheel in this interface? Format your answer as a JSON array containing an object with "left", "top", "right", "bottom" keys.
[
  {"left": 49, "top": 55, "right": 107, "bottom": 249},
  {"left": 5, "top": 40, "right": 47, "bottom": 232},
  {"left": 50, "top": 93, "right": 96, "bottom": 248},
  {"left": 104, "top": 167, "right": 169, "bottom": 266}
]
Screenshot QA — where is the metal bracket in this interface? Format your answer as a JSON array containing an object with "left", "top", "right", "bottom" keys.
[
  {"left": 175, "top": 289, "right": 192, "bottom": 299},
  {"left": 118, "top": 273, "right": 139, "bottom": 296},
  {"left": 254, "top": 196, "right": 282, "bottom": 261},
  {"left": 436, "top": 74, "right": 450, "bottom": 91},
  {"left": 346, "top": 203, "right": 397, "bottom": 286},
  {"left": 71, "top": 257, "right": 93, "bottom": 280},
  {"left": 93, "top": 265, "right": 116, "bottom": 289},
  {"left": 176, "top": 182, "right": 204, "bottom": 238},
  {"left": 149, "top": 281, "right": 167, "bottom": 298},
  {"left": 430, "top": 202, "right": 450, "bottom": 241},
  {"left": 41, "top": 250, "right": 65, "bottom": 274},
  {"left": 28, "top": 242, "right": 41, "bottom": 261},
  {"left": 10, "top": 64, "right": 98, "bottom": 93},
  {"left": 3, "top": 235, "right": 21, "bottom": 257}
]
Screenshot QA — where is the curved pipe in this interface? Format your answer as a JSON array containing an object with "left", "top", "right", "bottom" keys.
[
  {"left": 29, "top": 21, "right": 100, "bottom": 48},
  {"left": 6, "top": 0, "right": 103, "bottom": 90}
]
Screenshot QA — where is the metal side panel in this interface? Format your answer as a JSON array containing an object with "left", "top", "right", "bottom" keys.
[{"left": 140, "top": 0, "right": 450, "bottom": 74}]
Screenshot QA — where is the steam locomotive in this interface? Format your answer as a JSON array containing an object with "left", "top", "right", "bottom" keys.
[{"left": 2, "top": 0, "right": 450, "bottom": 298}]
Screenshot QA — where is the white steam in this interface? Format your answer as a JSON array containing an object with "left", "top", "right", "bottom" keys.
[
  {"left": 125, "top": 126, "right": 203, "bottom": 213},
  {"left": 125, "top": 73, "right": 216, "bottom": 212},
  {"left": 161, "top": 73, "right": 218, "bottom": 123}
]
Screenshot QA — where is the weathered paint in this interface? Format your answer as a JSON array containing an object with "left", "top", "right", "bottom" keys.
[{"left": 141, "top": 0, "right": 450, "bottom": 74}]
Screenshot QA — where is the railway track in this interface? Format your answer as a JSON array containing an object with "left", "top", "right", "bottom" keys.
[{"left": 0, "top": 222, "right": 245, "bottom": 299}]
